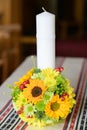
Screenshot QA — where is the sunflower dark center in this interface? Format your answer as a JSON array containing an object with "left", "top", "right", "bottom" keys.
[
  {"left": 32, "top": 86, "right": 42, "bottom": 97},
  {"left": 51, "top": 102, "right": 60, "bottom": 111}
]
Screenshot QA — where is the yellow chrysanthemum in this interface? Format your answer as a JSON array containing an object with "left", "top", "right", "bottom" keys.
[
  {"left": 20, "top": 114, "right": 45, "bottom": 127},
  {"left": 14, "top": 93, "right": 28, "bottom": 109},
  {"left": 41, "top": 68, "right": 59, "bottom": 88},
  {"left": 19, "top": 113, "right": 35, "bottom": 124},
  {"left": 44, "top": 77, "right": 57, "bottom": 88},
  {"left": 45, "top": 95, "right": 71, "bottom": 119},
  {"left": 14, "top": 68, "right": 34, "bottom": 86},
  {"left": 23, "top": 79, "right": 46, "bottom": 104},
  {"left": 42, "top": 68, "right": 59, "bottom": 79}
]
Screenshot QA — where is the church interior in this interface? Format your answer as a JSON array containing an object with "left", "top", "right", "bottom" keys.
[{"left": 0, "top": 0, "right": 87, "bottom": 84}]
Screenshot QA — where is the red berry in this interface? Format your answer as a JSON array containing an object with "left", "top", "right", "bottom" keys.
[
  {"left": 17, "top": 110, "right": 21, "bottom": 114},
  {"left": 55, "top": 68, "right": 60, "bottom": 71},
  {"left": 17, "top": 106, "right": 24, "bottom": 114},
  {"left": 61, "top": 96, "right": 65, "bottom": 101},
  {"left": 62, "top": 93, "right": 67, "bottom": 96},
  {"left": 63, "top": 92, "right": 69, "bottom": 97},
  {"left": 59, "top": 67, "right": 64, "bottom": 72},
  {"left": 21, "top": 106, "right": 24, "bottom": 111},
  {"left": 27, "top": 115, "right": 33, "bottom": 118},
  {"left": 23, "top": 80, "right": 29, "bottom": 85},
  {"left": 55, "top": 67, "right": 64, "bottom": 72},
  {"left": 20, "top": 84, "right": 25, "bottom": 90}
]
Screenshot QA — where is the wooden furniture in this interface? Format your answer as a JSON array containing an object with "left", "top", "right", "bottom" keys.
[
  {"left": 0, "top": 0, "right": 22, "bottom": 24},
  {"left": 0, "top": 52, "right": 8, "bottom": 84},
  {"left": 58, "top": 20, "right": 83, "bottom": 40},
  {"left": 0, "top": 31, "right": 10, "bottom": 83},
  {"left": 58, "top": 0, "right": 84, "bottom": 40},
  {"left": 20, "top": 36, "right": 36, "bottom": 44},
  {"left": 0, "top": 24, "right": 21, "bottom": 83},
  {"left": 20, "top": 36, "right": 36, "bottom": 59}
]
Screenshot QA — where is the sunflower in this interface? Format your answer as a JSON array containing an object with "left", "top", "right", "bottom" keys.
[
  {"left": 45, "top": 95, "right": 71, "bottom": 119},
  {"left": 23, "top": 79, "right": 46, "bottom": 104}
]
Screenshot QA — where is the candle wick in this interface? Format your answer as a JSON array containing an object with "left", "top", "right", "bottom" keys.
[{"left": 42, "top": 7, "right": 46, "bottom": 12}]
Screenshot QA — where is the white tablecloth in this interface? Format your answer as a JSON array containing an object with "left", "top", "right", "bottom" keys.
[{"left": 0, "top": 56, "right": 87, "bottom": 130}]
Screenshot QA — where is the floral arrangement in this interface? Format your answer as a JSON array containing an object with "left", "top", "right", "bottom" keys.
[{"left": 11, "top": 67, "right": 76, "bottom": 127}]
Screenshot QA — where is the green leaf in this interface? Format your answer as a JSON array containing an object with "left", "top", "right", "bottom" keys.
[
  {"left": 12, "top": 87, "right": 21, "bottom": 101},
  {"left": 35, "top": 111, "right": 45, "bottom": 119},
  {"left": 34, "top": 68, "right": 41, "bottom": 73}
]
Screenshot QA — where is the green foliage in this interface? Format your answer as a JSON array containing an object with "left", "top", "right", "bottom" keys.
[
  {"left": 35, "top": 111, "right": 45, "bottom": 120},
  {"left": 56, "top": 74, "right": 65, "bottom": 85},
  {"left": 35, "top": 101, "right": 45, "bottom": 111},
  {"left": 55, "top": 74, "right": 66, "bottom": 95},
  {"left": 33, "top": 68, "right": 41, "bottom": 73},
  {"left": 12, "top": 87, "right": 21, "bottom": 101}
]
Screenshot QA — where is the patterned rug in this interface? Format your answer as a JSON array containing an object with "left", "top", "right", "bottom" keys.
[{"left": 0, "top": 57, "right": 87, "bottom": 130}]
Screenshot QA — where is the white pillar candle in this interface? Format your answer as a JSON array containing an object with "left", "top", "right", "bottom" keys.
[{"left": 36, "top": 9, "right": 55, "bottom": 69}]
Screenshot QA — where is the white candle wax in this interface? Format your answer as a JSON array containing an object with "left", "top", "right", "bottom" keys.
[{"left": 36, "top": 10, "right": 55, "bottom": 69}]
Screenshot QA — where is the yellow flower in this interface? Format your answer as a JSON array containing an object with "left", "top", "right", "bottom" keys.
[
  {"left": 42, "top": 68, "right": 59, "bottom": 79},
  {"left": 14, "top": 68, "right": 34, "bottom": 86},
  {"left": 23, "top": 79, "right": 46, "bottom": 104},
  {"left": 44, "top": 77, "right": 57, "bottom": 88},
  {"left": 14, "top": 93, "right": 28, "bottom": 109},
  {"left": 19, "top": 113, "right": 35, "bottom": 124},
  {"left": 41, "top": 68, "right": 59, "bottom": 88},
  {"left": 45, "top": 95, "right": 71, "bottom": 119}
]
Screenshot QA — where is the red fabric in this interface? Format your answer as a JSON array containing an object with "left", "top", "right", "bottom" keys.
[{"left": 56, "top": 40, "right": 87, "bottom": 57}]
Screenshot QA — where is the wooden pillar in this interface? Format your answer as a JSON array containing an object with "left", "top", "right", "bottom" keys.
[{"left": 74, "top": 0, "right": 84, "bottom": 22}]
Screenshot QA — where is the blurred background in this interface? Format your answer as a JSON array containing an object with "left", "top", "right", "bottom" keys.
[{"left": 0, "top": 0, "right": 87, "bottom": 84}]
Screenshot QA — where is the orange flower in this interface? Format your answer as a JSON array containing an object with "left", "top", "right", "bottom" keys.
[
  {"left": 23, "top": 79, "right": 46, "bottom": 104},
  {"left": 14, "top": 68, "right": 34, "bottom": 86}
]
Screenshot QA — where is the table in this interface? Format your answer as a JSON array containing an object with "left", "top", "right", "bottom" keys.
[{"left": 0, "top": 56, "right": 87, "bottom": 130}]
